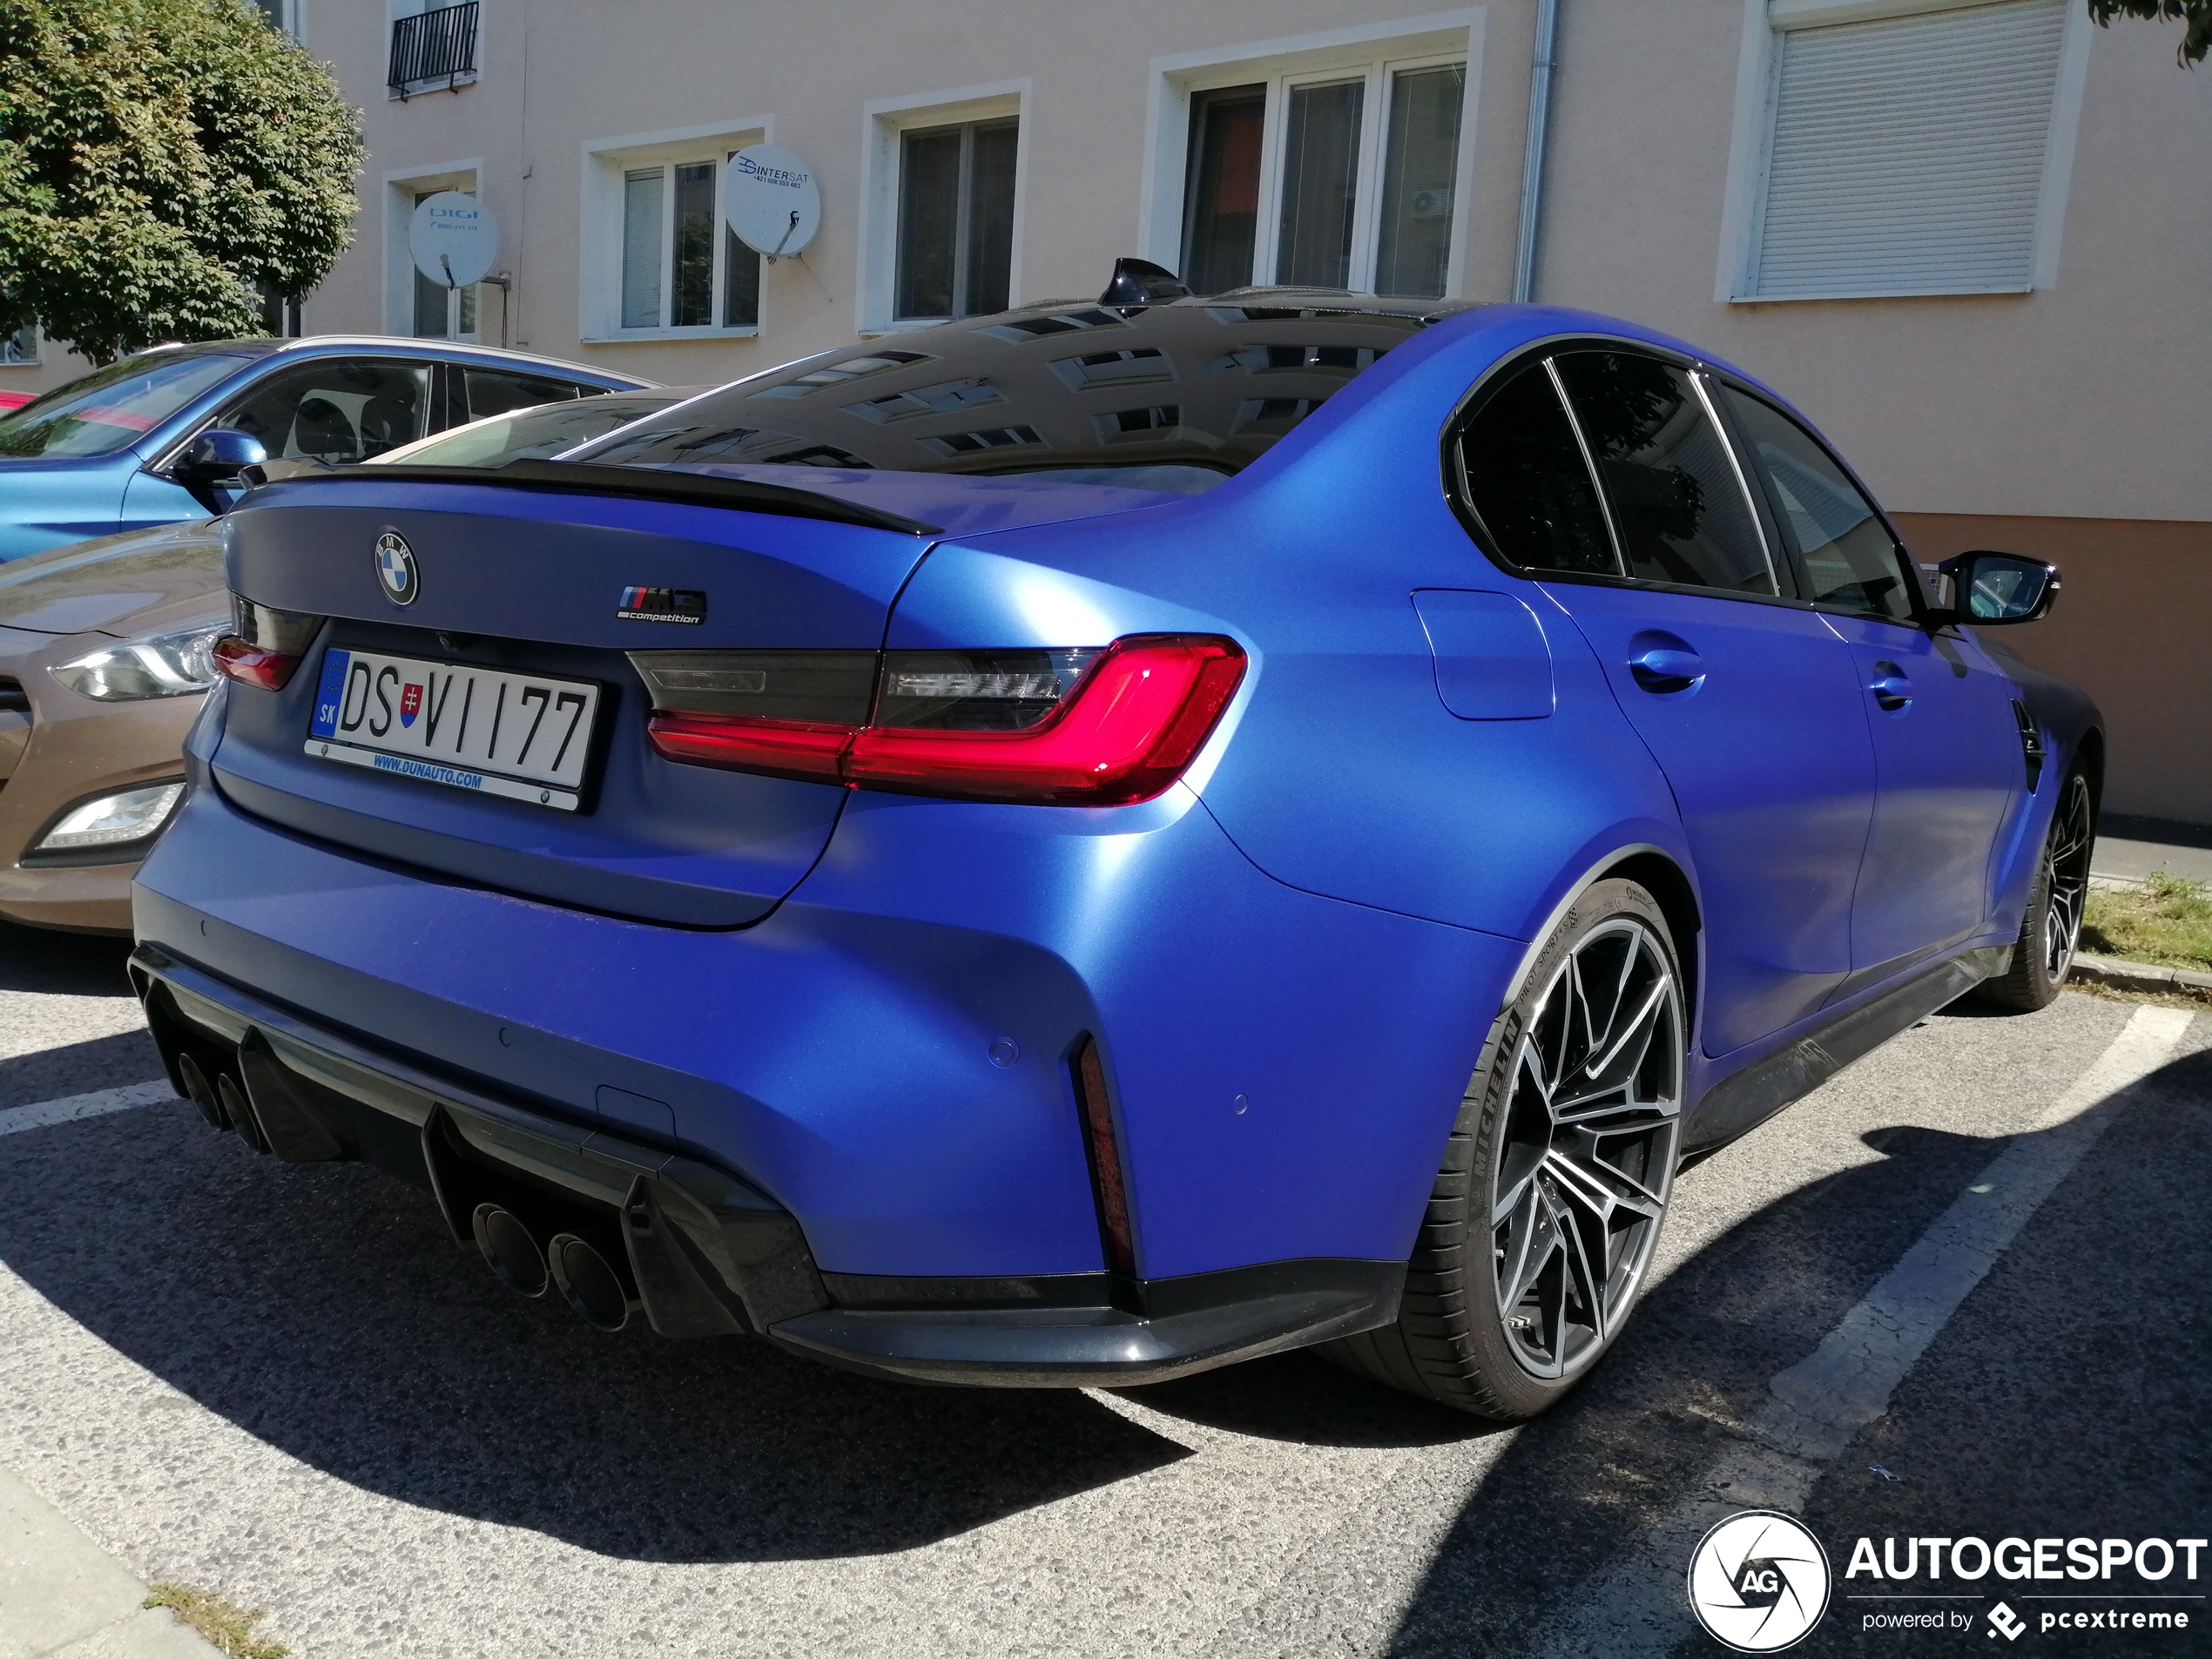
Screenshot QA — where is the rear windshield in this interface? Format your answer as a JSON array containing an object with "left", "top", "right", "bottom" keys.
[
  {"left": 375, "top": 394, "right": 684, "bottom": 469},
  {"left": 566, "top": 298, "right": 1450, "bottom": 491},
  {"left": 0, "top": 351, "right": 250, "bottom": 459}
]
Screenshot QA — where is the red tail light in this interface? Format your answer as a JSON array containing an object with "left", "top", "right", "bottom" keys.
[
  {"left": 636, "top": 635, "right": 1246, "bottom": 806},
  {"left": 212, "top": 597, "right": 322, "bottom": 691},
  {"left": 643, "top": 714, "right": 850, "bottom": 781}
]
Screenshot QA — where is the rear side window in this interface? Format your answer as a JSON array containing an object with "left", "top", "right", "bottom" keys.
[
  {"left": 1454, "top": 361, "right": 1617, "bottom": 577},
  {"left": 1719, "top": 387, "right": 1916, "bottom": 624},
  {"left": 1553, "top": 352, "right": 1776, "bottom": 597},
  {"left": 465, "top": 368, "right": 587, "bottom": 421}
]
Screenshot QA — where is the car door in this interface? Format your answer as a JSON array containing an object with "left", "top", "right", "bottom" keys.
[
  {"left": 1714, "top": 385, "right": 2021, "bottom": 983},
  {"left": 1469, "top": 348, "right": 1878, "bottom": 1056}
]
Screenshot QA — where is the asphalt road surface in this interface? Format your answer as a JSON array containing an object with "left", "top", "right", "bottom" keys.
[{"left": 0, "top": 919, "right": 2205, "bottom": 1658}]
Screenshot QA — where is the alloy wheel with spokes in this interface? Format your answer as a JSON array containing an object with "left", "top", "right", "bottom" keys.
[
  {"left": 1490, "top": 915, "right": 1683, "bottom": 1380},
  {"left": 2040, "top": 772, "right": 2093, "bottom": 983},
  {"left": 1322, "top": 878, "right": 1689, "bottom": 1419}
]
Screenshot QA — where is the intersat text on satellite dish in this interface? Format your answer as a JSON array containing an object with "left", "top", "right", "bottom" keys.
[{"left": 735, "top": 153, "right": 810, "bottom": 190}]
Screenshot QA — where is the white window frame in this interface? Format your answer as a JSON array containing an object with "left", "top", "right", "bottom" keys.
[
  {"left": 386, "top": 0, "right": 481, "bottom": 100},
  {"left": 580, "top": 118, "right": 771, "bottom": 345},
  {"left": 1716, "top": 0, "right": 2093, "bottom": 303},
  {"left": 857, "top": 79, "right": 1030, "bottom": 336},
  {"left": 1, "top": 325, "right": 39, "bottom": 368},
  {"left": 382, "top": 158, "right": 482, "bottom": 341},
  {"left": 1139, "top": 11, "right": 1485, "bottom": 298}
]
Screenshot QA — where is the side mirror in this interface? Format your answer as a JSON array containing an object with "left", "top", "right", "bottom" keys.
[
  {"left": 1933, "top": 550, "right": 2060, "bottom": 627},
  {"left": 172, "top": 427, "right": 267, "bottom": 482},
  {"left": 165, "top": 427, "right": 267, "bottom": 515}
]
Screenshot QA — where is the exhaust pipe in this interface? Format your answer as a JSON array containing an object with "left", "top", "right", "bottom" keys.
[
  {"left": 215, "top": 1074, "right": 269, "bottom": 1154},
  {"left": 472, "top": 1203, "right": 548, "bottom": 1298},
  {"left": 175, "top": 1053, "right": 223, "bottom": 1130},
  {"left": 547, "top": 1232, "right": 634, "bottom": 1332}
]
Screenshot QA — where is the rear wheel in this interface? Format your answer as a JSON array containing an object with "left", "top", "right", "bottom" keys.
[
  {"left": 1976, "top": 767, "right": 2094, "bottom": 1012},
  {"left": 1325, "top": 879, "right": 1685, "bottom": 1419}
]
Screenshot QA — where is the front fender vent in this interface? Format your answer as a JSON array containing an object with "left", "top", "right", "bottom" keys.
[{"left": 2013, "top": 699, "right": 2046, "bottom": 793}]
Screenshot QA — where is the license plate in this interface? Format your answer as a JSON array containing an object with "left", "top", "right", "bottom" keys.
[{"left": 305, "top": 648, "right": 600, "bottom": 811}]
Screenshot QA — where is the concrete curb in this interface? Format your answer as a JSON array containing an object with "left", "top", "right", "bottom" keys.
[
  {"left": 0, "top": 1467, "right": 219, "bottom": 1657},
  {"left": 2071, "top": 954, "right": 2212, "bottom": 996}
]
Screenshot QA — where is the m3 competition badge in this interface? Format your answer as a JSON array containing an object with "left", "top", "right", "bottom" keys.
[{"left": 617, "top": 586, "right": 706, "bottom": 624}]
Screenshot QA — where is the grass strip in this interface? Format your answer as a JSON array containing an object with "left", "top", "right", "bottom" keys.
[
  {"left": 2081, "top": 872, "right": 2212, "bottom": 974},
  {"left": 144, "top": 1582, "right": 289, "bottom": 1659}
]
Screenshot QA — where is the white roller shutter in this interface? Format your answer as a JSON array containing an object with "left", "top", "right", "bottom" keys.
[{"left": 1750, "top": 0, "right": 2067, "bottom": 299}]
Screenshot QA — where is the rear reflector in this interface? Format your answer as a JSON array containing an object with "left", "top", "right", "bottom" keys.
[
  {"left": 1072, "top": 1035, "right": 1136, "bottom": 1278},
  {"left": 637, "top": 634, "right": 1245, "bottom": 806},
  {"left": 212, "top": 596, "right": 322, "bottom": 691}
]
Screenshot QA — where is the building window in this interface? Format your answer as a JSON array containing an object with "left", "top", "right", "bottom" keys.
[
  {"left": 1178, "top": 57, "right": 1466, "bottom": 299},
  {"left": 2, "top": 327, "right": 37, "bottom": 366},
  {"left": 615, "top": 155, "right": 762, "bottom": 334},
  {"left": 1741, "top": 0, "right": 2074, "bottom": 300},
  {"left": 894, "top": 118, "right": 1018, "bottom": 321},
  {"left": 413, "top": 187, "right": 478, "bottom": 341}
]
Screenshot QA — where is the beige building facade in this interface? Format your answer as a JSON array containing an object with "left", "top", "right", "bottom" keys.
[{"left": 8, "top": 0, "right": 2205, "bottom": 820}]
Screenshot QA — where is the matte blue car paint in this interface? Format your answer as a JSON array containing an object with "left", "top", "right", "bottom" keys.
[
  {"left": 1538, "top": 581, "right": 1877, "bottom": 1055},
  {"left": 1410, "top": 590, "right": 1555, "bottom": 720},
  {"left": 1820, "top": 612, "right": 2022, "bottom": 977},
  {"left": 132, "top": 301, "right": 2100, "bottom": 1318},
  {"left": 137, "top": 770, "right": 1512, "bottom": 1278}
]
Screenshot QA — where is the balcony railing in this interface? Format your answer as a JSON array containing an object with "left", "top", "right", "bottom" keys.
[{"left": 388, "top": 2, "right": 478, "bottom": 97}]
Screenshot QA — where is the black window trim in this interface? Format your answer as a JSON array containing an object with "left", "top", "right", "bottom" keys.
[
  {"left": 1443, "top": 334, "right": 1927, "bottom": 617},
  {"left": 1699, "top": 371, "right": 1939, "bottom": 633}
]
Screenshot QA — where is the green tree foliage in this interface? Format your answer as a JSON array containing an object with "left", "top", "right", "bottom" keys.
[
  {"left": 2089, "top": 0, "right": 2210, "bottom": 64},
  {"left": 0, "top": 0, "right": 361, "bottom": 363}
]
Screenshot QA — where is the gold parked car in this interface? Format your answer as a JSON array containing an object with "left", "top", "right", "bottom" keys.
[{"left": 0, "top": 387, "right": 698, "bottom": 931}]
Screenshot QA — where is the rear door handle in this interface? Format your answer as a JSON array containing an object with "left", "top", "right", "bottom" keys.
[
  {"left": 1868, "top": 663, "right": 1912, "bottom": 711},
  {"left": 1628, "top": 645, "right": 1705, "bottom": 695}
]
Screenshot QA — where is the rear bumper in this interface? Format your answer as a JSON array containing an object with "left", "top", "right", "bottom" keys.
[{"left": 132, "top": 943, "right": 1402, "bottom": 1386}]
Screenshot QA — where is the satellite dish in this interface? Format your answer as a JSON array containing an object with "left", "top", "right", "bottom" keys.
[
  {"left": 726, "top": 145, "right": 820, "bottom": 260},
  {"left": 408, "top": 192, "right": 498, "bottom": 289}
]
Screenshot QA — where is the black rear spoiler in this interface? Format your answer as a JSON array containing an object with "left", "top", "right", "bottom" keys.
[{"left": 239, "top": 457, "right": 942, "bottom": 536}]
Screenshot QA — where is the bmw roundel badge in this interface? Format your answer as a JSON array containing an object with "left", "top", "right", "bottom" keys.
[{"left": 374, "top": 531, "right": 419, "bottom": 605}]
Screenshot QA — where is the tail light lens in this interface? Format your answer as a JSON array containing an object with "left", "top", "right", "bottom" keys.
[
  {"left": 212, "top": 596, "right": 322, "bottom": 691},
  {"left": 632, "top": 634, "right": 1245, "bottom": 806},
  {"left": 631, "top": 651, "right": 876, "bottom": 782}
]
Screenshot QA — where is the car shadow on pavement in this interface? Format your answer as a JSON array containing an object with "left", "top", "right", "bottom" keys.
[
  {"left": 0, "top": 919, "right": 135, "bottom": 996},
  {"left": 1376, "top": 1041, "right": 2212, "bottom": 1658},
  {"left": 0, "top": 1103, "right": 1191, "bottom": 1561}
]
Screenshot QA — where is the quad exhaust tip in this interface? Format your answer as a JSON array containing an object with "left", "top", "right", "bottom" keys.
[
  {"left": 548, "top": 1233, "right": 632, "bottom": 1333},
  {"left": 175, "top": 1053, "right": 222, "bottom": 1130},
  {"left": 472, "top": 1203, "right": 548, "bottom": 1298},
  {"left": 471, "top": 1204, "right": 633, "bottom": 1332}
]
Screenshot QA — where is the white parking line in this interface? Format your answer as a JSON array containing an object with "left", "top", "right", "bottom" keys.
[
  {"left": 1534, "top": 1004, "right": 2196, "bottom": 1656},
  {"left": 0, "top": 1081, "right": 177, "bottom": 1138}
]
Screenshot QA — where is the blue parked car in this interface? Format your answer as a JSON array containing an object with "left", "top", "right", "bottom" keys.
[
  {"left": 0, "top": 336, "right": 651, "bottom": 561},
  {"left": 129, "top": 270, "right": 2094, "bottom": 1418}
]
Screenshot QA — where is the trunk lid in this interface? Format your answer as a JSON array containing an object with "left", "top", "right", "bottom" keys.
[{"left": 212, "top": 470, "right": 1175, "bottom": 926}]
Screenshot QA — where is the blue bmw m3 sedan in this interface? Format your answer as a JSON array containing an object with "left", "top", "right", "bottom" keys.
[{"left": 129, "top": 270, "right": 2095, "bottom": 1419}]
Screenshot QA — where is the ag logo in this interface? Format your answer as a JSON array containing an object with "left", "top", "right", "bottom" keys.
[
  {"left": 374, "top": 532, "right": 418, "bottom": 605},
  {"left": 1688, "top": 1511, "right": 1831, "bottom": 1652}
]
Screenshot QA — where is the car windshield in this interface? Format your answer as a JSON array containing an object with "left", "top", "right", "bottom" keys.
[
  {"left": 563, "top": 295, "right": 1460, "bottom": 490},
  {"left": 0, "top": 351, "right": 251, "bottom": 459},
  {"left": 374, "top": 394, "right": 687, "bottom": 469}
]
